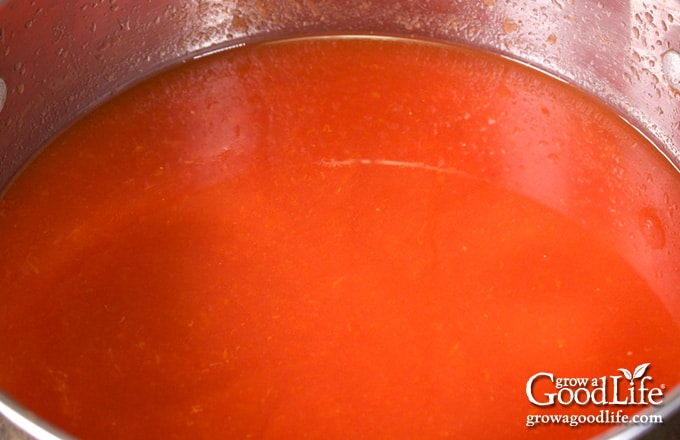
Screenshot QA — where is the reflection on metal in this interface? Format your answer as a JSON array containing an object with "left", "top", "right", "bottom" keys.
[
  {"left": 663, "top": 49, "right": 680, "bottom": 93},
  {"left": 0, "top": 78, "right": 6, "bottom": 113}
]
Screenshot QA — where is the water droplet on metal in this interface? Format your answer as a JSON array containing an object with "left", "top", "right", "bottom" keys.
[
  {"left": 13, "top": 61, "right": 26, "bottom": 75},
  {"left": 0, "top": 78, "right": 6, "bottom": 112},
  {"left": 662, "top": 49, "right": 680, "bottom": 92}
]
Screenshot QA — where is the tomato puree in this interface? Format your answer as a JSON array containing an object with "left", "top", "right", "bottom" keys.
[{"left": 1, "top": 36, "right": 680, "bottom": 439}]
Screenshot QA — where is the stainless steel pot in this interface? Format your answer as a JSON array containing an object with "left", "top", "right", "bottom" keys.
[{"left": 0, "top": 1, "right": 679, "bottom": 438}]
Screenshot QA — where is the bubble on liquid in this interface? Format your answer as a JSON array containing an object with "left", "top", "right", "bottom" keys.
[
  {"left": 638, "top": 207, "right": 666, "bottom": 250},
  {"left": 0, "top": 78, "right": 6, "bottom": 113},
  {"left": 662, "top": 49, "right": 680, "bottom": 93},
  {"left": 547, "top": 152, "right": 559, "bottom": 163}
]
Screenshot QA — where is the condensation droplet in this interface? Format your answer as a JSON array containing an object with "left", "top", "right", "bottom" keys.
[
  {"left": 0, "top": 78, "right": 6, "bottom": 113},
  {"left": 623, "top": 71, "right": 632, "bottom": 84},
  {"left": 13, "top": 61, "right": 26, "bottom": 75},
  {"left": 502, "top": 18, "right": 519, "bottom": 34},
  {"left": 662, "top": 49, "right": 680, "bottom": 92}
]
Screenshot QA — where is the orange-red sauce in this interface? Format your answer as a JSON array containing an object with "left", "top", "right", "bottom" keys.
[{"left": 1, "top": 36, "right": 679, "bottom": 439}]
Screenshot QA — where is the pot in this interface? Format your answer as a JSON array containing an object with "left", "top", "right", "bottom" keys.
[{"left": 0, "top": 1, "right": 679, "bottom": 438}]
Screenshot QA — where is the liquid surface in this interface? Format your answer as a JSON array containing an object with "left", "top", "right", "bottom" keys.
[{"left": 1, "top": 36, "right": 680, "bottom": 439}]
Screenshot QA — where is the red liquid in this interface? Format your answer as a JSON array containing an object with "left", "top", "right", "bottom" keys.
[{"left": 0, "top": 36, "right": 679, "bottom": 439}]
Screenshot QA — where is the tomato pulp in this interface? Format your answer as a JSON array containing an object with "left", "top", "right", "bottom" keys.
[{"left": 1, "top": 36, "right": 679, "bottom": 439}]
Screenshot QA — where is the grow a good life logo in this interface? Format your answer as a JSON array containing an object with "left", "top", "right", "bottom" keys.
[
  {"left": 525, "top": 363, "right": 667, "bottom": 428},
  {"left": 527, "top": 363, "right": 664, "bottom": 406}
]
